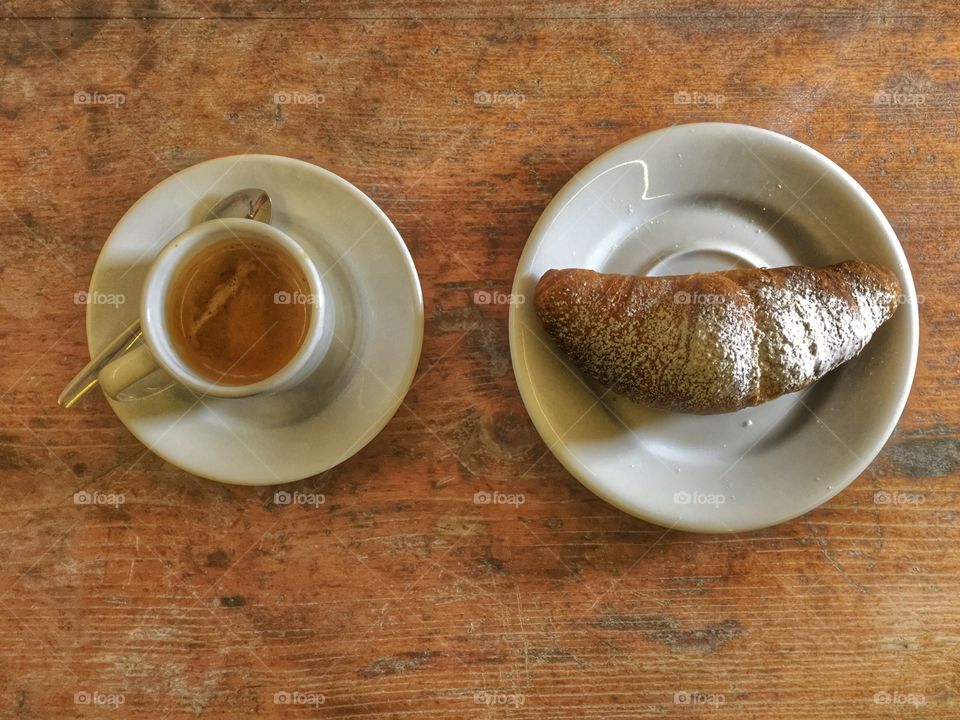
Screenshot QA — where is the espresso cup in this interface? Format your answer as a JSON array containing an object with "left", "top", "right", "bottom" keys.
[{"left": 99, "top": 218, "right": 333, "bottom": 401}]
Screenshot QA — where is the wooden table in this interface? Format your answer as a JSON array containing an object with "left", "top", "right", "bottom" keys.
[{"left": 1, "top": 1, "right": 957, "bottom": 717}]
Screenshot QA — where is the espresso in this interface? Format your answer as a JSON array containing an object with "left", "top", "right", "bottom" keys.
[{"left": 167, "top": 239, "right": 311, "bottom": 385}]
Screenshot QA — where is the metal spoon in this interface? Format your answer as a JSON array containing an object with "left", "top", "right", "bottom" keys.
[{"left": 58, "top": 189, "right": 273, "bottom": 408}]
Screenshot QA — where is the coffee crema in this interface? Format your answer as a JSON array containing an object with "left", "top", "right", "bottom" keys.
[{"left": 166, "top": 239, "right": 312, "bottom": 385}]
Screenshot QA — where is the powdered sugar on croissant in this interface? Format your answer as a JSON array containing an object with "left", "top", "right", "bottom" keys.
[{"left": 534, "top": 262, "right": 901, "bottom": 414}]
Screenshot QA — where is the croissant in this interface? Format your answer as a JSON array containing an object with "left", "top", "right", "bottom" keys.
[{"left": 534, "top": 261, "right": 901, "bottom": 414}]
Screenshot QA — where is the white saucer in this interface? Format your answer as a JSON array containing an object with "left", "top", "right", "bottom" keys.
[
  {"left": 87, "top": 155, "right": 423, "bottom": 485},
  {"left": 509, "top": 123, "right": 919, "bottom": 533}
]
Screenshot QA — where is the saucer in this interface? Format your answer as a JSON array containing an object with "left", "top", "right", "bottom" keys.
[
  {"left": 509, "top": 123, "right": 919, "bottom": 533},
  {"left": 87, "top": 155, "right": 423, "bottom": 485}
]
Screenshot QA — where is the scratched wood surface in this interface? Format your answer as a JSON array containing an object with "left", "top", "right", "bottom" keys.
[{"left": 0, "top": 1, "right": 958, "bottom": 717}]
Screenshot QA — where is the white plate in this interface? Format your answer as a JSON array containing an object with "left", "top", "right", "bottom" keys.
[
  {"left": 509, "top": 123, "right": 919, "bottom": 532},
  {"left": 87, "top": 155, "right": 423, "bottom": 485}
]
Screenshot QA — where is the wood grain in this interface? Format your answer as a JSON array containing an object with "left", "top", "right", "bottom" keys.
[{"left": 0, "top": 1, "right": 958, "bottom": 717}]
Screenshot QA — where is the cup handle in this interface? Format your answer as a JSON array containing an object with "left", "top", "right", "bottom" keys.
[{"left": 98, "top": 343, "right": 174, "bottom": 401}]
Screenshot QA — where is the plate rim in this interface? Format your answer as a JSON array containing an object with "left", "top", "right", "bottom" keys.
[
  {"left": 87, "top": 153, "right": 424, "bottom": 485},
  {"left": 508, "top": 122, "right": 920, "bottom": 532}
]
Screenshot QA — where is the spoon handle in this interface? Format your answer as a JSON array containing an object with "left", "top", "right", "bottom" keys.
[{"left": 57, "top": 320, "right": 143, "bottom": 408}]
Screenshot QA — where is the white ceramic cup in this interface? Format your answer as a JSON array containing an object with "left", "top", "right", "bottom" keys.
[{"left": 99, "top": 217, "right": 333, "bottom": 401}]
